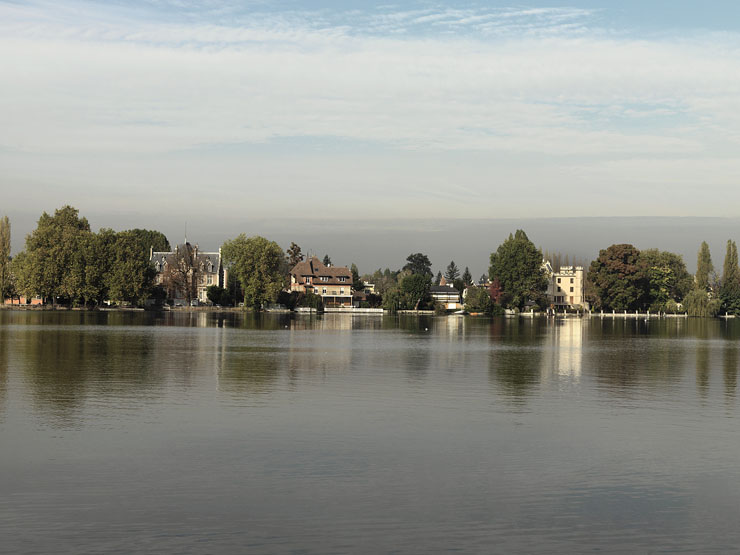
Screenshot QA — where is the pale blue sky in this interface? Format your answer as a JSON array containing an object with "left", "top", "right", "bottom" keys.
[{"left": 2, "top": 1, "right": 740, "bottom": 268}]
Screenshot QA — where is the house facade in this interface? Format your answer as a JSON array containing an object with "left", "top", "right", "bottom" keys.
[
  {"left": 150, "top": 243, "right": 227, "bottom": 305},
  {"left": 544, "top": 261, "right": 587, "bottom": 309},
  {"left": 430, "top": 284, "right": 462, "bottom": 310},
  {"left": 289, "top": 257, "right": 353, "bottom": 308}
]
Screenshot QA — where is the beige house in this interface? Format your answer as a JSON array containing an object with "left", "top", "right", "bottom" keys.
[
  {"left": 544, "top": 261, "right": 587, "bottom": 309},
  {"left": 430, "top": 284, "right": 462, "bottom": 310},
  {"left": 150, "top": 243, "right": 227, "bottom": 305},
  {"left": 289, "top": 256, "right": 353, "bottom": 308}
]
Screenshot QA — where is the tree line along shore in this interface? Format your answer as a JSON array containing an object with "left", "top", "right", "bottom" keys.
[{"left": 0, "top": 206, "right": 736, "bottom": 317}]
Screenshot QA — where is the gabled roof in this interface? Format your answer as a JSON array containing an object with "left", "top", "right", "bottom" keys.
[
  {"left": 290, "top": 256, "right": 352, "bottom": 278},
  {"left": 150, "top": 243, "right": 221, "bottom": 273}
]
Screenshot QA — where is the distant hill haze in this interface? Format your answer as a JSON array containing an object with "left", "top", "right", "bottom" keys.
[{"left": 8, "top": 214, "right": 738, "bottom": 279}]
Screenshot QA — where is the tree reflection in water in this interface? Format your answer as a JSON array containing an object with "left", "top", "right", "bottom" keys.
[{"left": 488, "top": 317, "right": 545, "bottom": 402}]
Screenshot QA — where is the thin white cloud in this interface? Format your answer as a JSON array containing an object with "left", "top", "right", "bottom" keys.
[{"left": 2, "top": 1, "right": 740, "bottom": 220}]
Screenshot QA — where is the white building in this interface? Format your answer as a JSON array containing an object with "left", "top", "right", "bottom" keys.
[{"left": 544, "top": 261, "right": 588, "bottom": 309}]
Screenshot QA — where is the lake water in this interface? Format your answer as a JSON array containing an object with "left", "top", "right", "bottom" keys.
[{"left": 2, "top": 311, "right": 740, "bottom": 554}]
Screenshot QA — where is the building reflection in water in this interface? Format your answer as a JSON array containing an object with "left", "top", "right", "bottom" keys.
[{"left": 540, "top": 318, "right": 584, "bottom": 385}]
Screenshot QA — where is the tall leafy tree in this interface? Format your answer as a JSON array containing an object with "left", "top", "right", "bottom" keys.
[
  {"left": 400, "top": 273, "right": 431, "bottom": 310},
  {"left": 351, "top": 263, "right": 364, "bottom": 291},
  {"left": 107, "top": 231, "right": 155, "bottom": 304},
  {"left": 20, "top": 205, "right": 91, "bottom": 305},
  {"left": 222, "top": 235, "right": 284, "bottom": 309},
  {"left": 444, "top": 260, "right": 460, "bottom": 282},
  {"left": 587, "top": 244, "right": 647, "bottom": 311},
  {"left": 403, "top": 253, "right": 433, "bottom": 277},
  {"left": 639, "top": 249, "right": 693, "bottom": 309},
  {"left": 286, "top": 242, "right": 303, "bottom": 267},
  {"left": 127, "top": 229, "right": 170, "bottom": 256},
  {"left": 322, "top": 254, "right": 332, "bottom": 266},
  {"left": 434, "top": 271, "right": 442, "bottom": 286},
  {"left": 684, "top": 288, "right": 722, "bottom": 317},
  {"left": 720, "top": 239, "right": 740, "bottom": 315},
  {"left": 464, "top": 286, "right": 495, "bottom": 315},
  {"left": 488, "top": 230, "right": 547, "bottom": 309},
  {"left": 0, "top": 216, "right": 10, "bottom": 300},
  {"left": 462, "top": 266, "right": 472, "bottom": 286},
  {"left": 696, "top": 241, "right": 714, "bottom": 291}
]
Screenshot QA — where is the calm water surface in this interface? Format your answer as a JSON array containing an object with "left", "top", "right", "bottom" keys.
[{"left": 2, "top": 311, "right": 740, "bottom": 553}]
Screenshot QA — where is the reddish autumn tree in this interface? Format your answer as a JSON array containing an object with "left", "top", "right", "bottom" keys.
[{"left": 489, "top": 278, "right": 504, "bottom": 304}]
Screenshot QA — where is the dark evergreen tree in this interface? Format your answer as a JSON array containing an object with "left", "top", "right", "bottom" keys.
[
  {"left": 462, "top": 266, "right": 472, "bottom": 286},
  {"left": 488, "top": 230, "right": 548, "bottom": 309},
  {"left": 444, "top": 260, "right": 460, "bottom": 282}
]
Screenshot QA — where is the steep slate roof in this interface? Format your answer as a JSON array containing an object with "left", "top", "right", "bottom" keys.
[
  {"left": 150, "top": 243, "right": 221, "bottom": 272},
  {"left": 291, "top": 256, "right": 352, "bottom": 286}
]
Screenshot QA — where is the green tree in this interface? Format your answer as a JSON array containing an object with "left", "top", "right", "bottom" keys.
[
  {"left": 21, "top": 205, "right": 91, "bottom": 305},
  {"left": 696, "top": 241, "right": 714, "bottom": 291},
  {"left": 639, "top": 249, "right": 693, "bottom": 310},
  {"left": 127, "top": 228, "right": 170, "bottom": 256},
  {"left": 720, "top": 239, "right": 740, "bottom": 315},
  {"left": 206, "top": 285, "right": 227, "bottom": 305},
  {"left": 222, "top": 235, "right": 285, "bottom": 310},
  {"left": 684, "top": 288, "right": 722, "bottom": 317},
  {"left": 78, "top": 229, "right": 115, "bottom": 305},
  {"left": 400, "top": 273, "right": 431, "bottom": 310},
  {"left": 286, "top": 242, "right": 303, "bottom": 267},
  {"left": 434, "top": 271, "right": 442, "bottom": 286},
  {"left": 403, "top": 253, "right": 433, "bottom": 277},
  {"left": 444, "top": 260, "right": 460, "bottom": 282},
  {"left": 488, "top": 230, "right": 547, "bottom": 309},
  {"left": 587, "top": 244, "right": 647, "bottom": 311},
  {"left": 322, "top": 254, "right": 332, "bottom": 266},
  {"left": 107, "top": 230, "right": 155, "bottom": 304},
  {"left": 462, "top": 266, "right": 472, "bottom": 286},
  {"left": 0, "top": 216, "right": 10, "bottom": 300},
  {"left": 381, "top": 287, "right": 402, "bottom": 312},
  {"left": 10, "top": 251, "right": 31, "bottom": 301},
  {"left": 464, "top": 286, "right": 494, "bottom": 314},
  {"left": 350, "top": 263, "right": 364, "bottom": 291}
]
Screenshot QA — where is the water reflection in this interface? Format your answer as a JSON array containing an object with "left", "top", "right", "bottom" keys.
[
  {"left": 540, "top": 318, "right": 584, "bottom": 384},
  {"left": 723, "top": 343, "right": 737, "bottom": 405},
  {"left": 696, "top": 341, "right": 711, "bottom": 400},
  {"left": 489, "top": 318, "right": 545, "bottom": 401},
  {"left": 0, "top": 324, "right": 7, "bottom": 420}
]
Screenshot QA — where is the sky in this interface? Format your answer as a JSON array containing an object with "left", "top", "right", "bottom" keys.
[{"left": 2, "top": 0, "right": 740, "bottom": 273}]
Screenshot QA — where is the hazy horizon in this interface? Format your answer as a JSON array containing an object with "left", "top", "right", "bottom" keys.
[{"left": 5, "top": 210, "right": 738, "bottom": 279}]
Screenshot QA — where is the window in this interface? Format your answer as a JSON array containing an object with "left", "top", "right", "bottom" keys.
[
  {"left": 207, "top": 276, "right": 213, "bottom": 285},
  {"left": 321, "top": 276, "right": 328, "bottom": 282},
  {"left": 570, "top": 287, "right": 574, "bottom": 292},
  {"left": 339, "top": 277, "right": 346, "bottom": 282},
  {"left": 557, "top": 277, "right": 561, "bottom": 283},
  {"left": 322, "top": 288, "right": 327, "bottom": 294},
  {"left": 570, "top": 278, "right": 574, "bottom": 284},
  {"left": 557, "top": 286, "right": 561, "bottom": 292},
  {"left": 306, "top": 277, "right": 311, "bottom": 284},
  {"left": 340, "top": 288, "right": 345, "bottom": 295}
]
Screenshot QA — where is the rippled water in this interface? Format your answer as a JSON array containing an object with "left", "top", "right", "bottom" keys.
[{"left": 2, "top": 311, "right": 740, "bottom": 553}]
